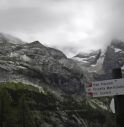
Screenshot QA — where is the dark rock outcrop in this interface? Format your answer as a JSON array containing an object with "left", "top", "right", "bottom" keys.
[{"left": 103, "top": 39, "right": 124, "bottom": 72}]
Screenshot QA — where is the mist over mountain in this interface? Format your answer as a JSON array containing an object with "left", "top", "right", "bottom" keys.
[
  {"left": 0, "top": 33, "right": 24, "bottom": 44},
  {"left": 1, "top": 0, "right": 124, "bottom": 58}
]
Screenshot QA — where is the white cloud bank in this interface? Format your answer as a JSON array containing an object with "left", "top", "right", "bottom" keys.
[{"left": 0, "top": 0, "right": 124, "bottom": 57}]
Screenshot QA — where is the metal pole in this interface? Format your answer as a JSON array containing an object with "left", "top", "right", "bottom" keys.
[{"left": 112, "top": 68, "right": 124, "bottom": 127}]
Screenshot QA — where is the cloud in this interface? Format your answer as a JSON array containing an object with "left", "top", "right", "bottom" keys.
[
  {"left": 0, "top": 5, "right": 71, "bottom": 33},
  {"left": 0, "top": 0, "right": 124, "bottom": 57}
]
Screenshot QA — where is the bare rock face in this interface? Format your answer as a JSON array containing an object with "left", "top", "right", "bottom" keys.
[
  {"left": 0, "top": 34, "right": 85, "bottom": 94},
  {"left": 103, "top": 39, "right": 124, "bottom": 72}
]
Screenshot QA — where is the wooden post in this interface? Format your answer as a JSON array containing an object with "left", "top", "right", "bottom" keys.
[{"left": 112, "top": 68, "right": 124, "bottom": 127}]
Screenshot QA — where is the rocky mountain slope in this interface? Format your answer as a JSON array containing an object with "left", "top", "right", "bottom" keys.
[
  {"left": 103, "top": 39, "right": 124, "bottom": 72},
  {"left": 72, "top": 39, "right": 124, "bottom": 81},
  {"left": 0, "top": 33, "right": 86, "bottom": 95}
]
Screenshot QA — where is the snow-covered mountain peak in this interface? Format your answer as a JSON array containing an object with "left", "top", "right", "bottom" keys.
[
  {"left": 75, "top": 49, "right": 101, "bottom": 58},
  {"left": 72, "top": 49, "right": 101, "bottom": 66}
]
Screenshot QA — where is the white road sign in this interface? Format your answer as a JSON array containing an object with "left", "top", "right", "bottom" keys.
[{"left": 85, "top": 78, "right": 124, "bottom": 97}]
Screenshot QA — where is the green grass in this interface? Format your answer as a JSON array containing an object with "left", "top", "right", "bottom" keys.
[{"left": 0, "top": 82, "right": 39, "bottom": 92}]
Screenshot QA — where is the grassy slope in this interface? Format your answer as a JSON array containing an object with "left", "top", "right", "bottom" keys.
[{"left": 0, "top": 82, "right": 116, "bottom": 127}]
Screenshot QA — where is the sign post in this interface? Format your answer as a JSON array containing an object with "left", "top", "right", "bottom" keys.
[
  {"left": 85, "top": 68, "right": 124, "bottom": 126},
  {"left": 86, "top": 78, "right": 124, "bottom": 97},
  {"left": 112, "top": 68, "right": 124, "bottom": 127}
]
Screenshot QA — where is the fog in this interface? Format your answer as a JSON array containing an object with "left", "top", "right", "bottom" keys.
[{"left": 1, "top": 0, "right": 124, "bottom": 57}]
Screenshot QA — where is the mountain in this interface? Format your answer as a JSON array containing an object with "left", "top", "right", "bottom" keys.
[
  {"left": 0, "top": 33, "right": 86, "bottom": 95},
  {"left": 71, "top": 39, "right": 124, "bottom": 121},
  {"left": 103, "top": 39, "right": 124, "bottom": 72},
  {"left": 0, "top": 33, "right": 116, "bottom": 127},
  {"left": 72, "top": 49, "right": 101, "bottom": 66},
  {"left": 72, "top": 39, "right": 124, "bottom": 81}
]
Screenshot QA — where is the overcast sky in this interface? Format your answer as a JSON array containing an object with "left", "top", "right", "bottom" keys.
[{"left": 0, "top": 0, "right": 124, "bottom": 57}]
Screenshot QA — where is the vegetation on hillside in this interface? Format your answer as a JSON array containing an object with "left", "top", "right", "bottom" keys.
[{"left": 0, "top": 82, "right": 116, "bottom": 127}]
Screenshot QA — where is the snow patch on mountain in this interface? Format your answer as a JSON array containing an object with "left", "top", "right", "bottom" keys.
[
  {"left": 72, "top": 49, "right": 105, "bottom": 74},
  {"left": 72, "top": 49, "right": 101, "bottom": 67},
  {"left": 114, "top": 47, "right": 123, "bottom": 53},
  {"left": 21, "top": 55, "right": 31, "bottom": 62}
]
